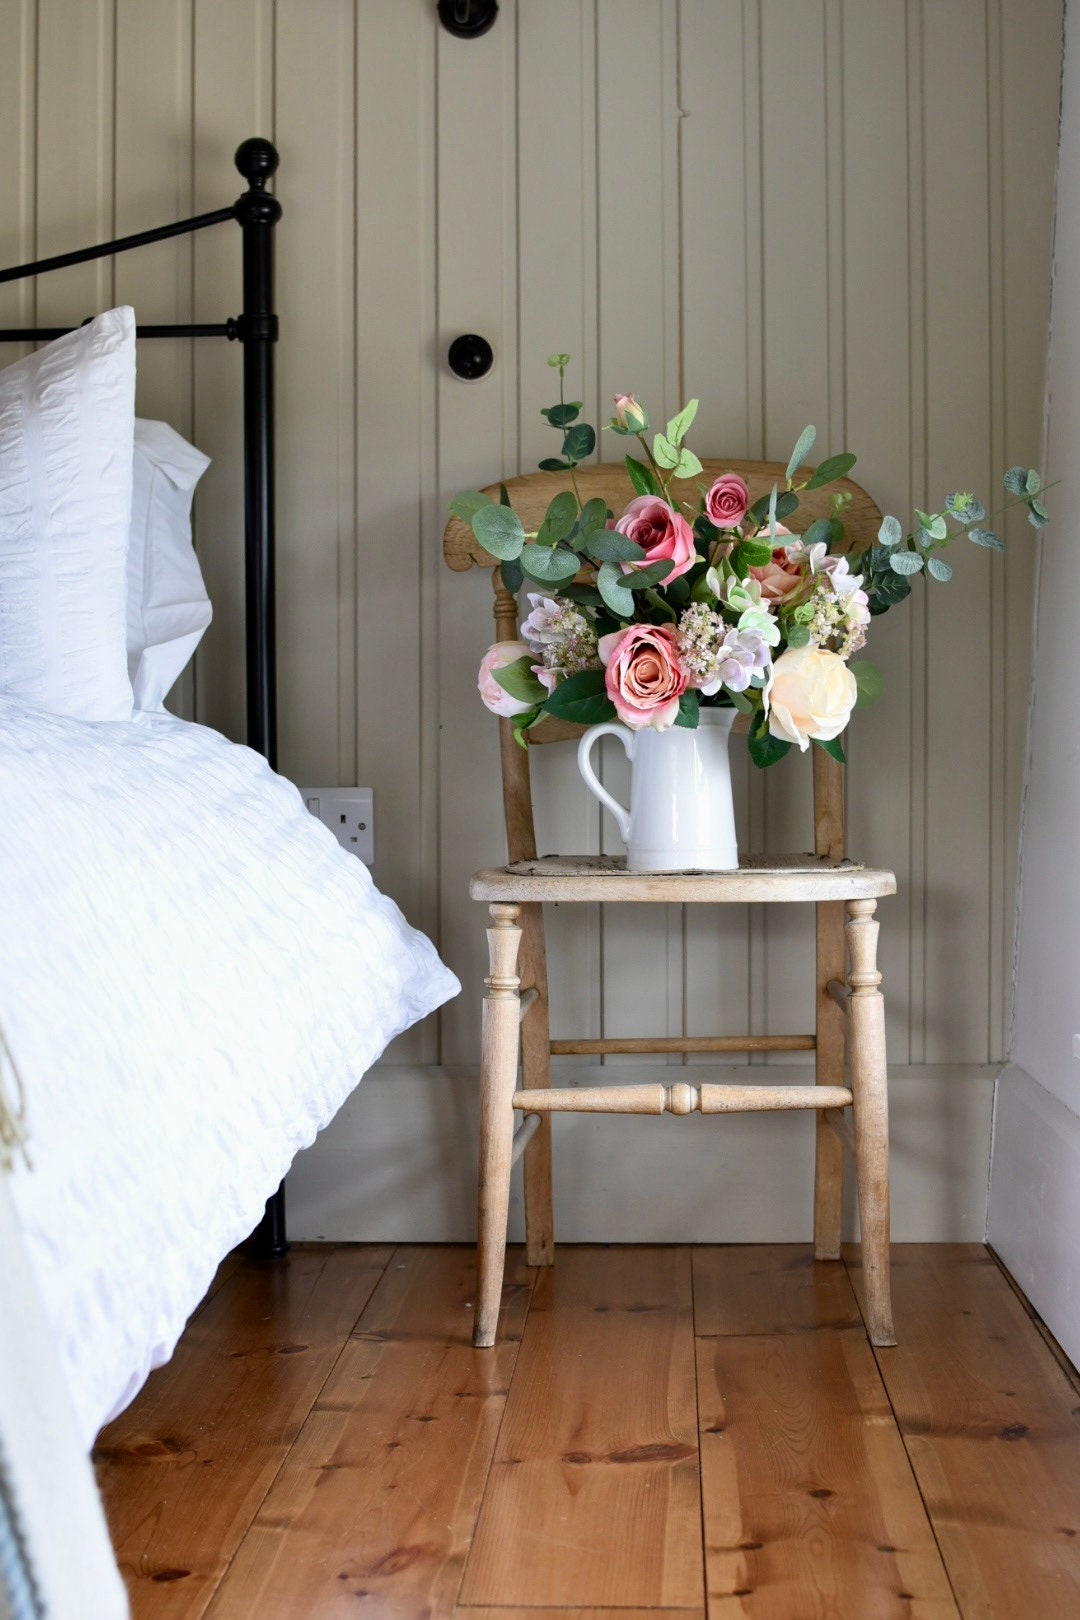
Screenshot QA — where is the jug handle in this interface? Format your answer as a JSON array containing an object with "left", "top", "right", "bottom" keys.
[{"left": 577, "top": 723, "right": 634, "bottom": 841}]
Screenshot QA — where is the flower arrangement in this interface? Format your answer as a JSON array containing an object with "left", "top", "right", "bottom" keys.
[{"left": 454, "top": 356, "right": 1048, "bottom": 767}]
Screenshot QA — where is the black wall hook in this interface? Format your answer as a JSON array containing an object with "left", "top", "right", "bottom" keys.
[
  {"left": 438, "top": 0, "right": 498, "bottom": 40},
  {"left": 448, "top": 333, "right": 494, "bottom": 380}
]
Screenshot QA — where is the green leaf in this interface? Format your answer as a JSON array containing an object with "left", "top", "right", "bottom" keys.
[
  {"left": 1026, "top": 468, "right": 1042, "bottom": 495},
  {"left": 775, "top": 491, "right": 800, "bottom": 522},
  {"left": 586, "top": 529, "right": 647, "bottom": 564},
  {"left": 729, "top": 689, "right": 754, "bottom": 714},
  {"left": 1003, "top": 466, "right": 1028, "bottom": 495},
  {"left": 652, "top": 432, "right": 680, "bottom": 470},
  {"left": 786, "top": 424, "right": 816, "bottom": 482},
  {"left": 926, "top": 556, "right": 953, "bottom": 582},
  {"left": 674, "top": 690, "right": 700, "bottom": 728},
  {"left": 814, "top": 735, "right": 846, "bottom": 765},
  {"left": 851, "top": 661, "right": 884, "bottom": 707},
  {"left": 804, "top": 452, "right": 857, "bottom": 490},
  {"left": 748, "top": 715, "right": 792, "bottom": 769},
  {"left": 472, "top": 502, "right": 525, "bottom": 560},
  {"left": 520, "top": 543, "right": 580, "bottom": 583},
  {"left": 626, "top": 560, "right": 674, "bottom": 590},
  {"left": 562, "top": 423, "right": 596, "bottom": 462},
  {"left": 547, "top": 352, "right": 570, "bottom": 368},
  {"left": 537, "top": 490, "right": 579, "bottom": 545},
  {"left": 499, "top": 556, "right": 523, "bottom": 593},
  {"left": 1028, "top": 499, "right": 1049, "bottom": 529},
  {"left": 889, "top": 549, "right": 924, "bottom": 575},
  {"left": 542, "top": 668, "right": 614, "bottom": 726},
  {"left": 510, "top": 708, "right": 543, "bottom": 749},
  {"left": 666, "top": 399, "right": 699, "bottom": 447},
  {"left": 673, "top": 447, "right": 703, "bottom": 480},
  {"left": 538, "top": 457, "right": 571, "bottom": 473},
  {"left": 561, "top": 582, "right": 605, "bottom": 607},
  {"left": 666, "top": 575, "right": 692, "bottom": 606},
  {"left": 644, "top": 588, "right": 677, "bottom": 623},
  {"left": 625, "top": 454, "right": 661, "bottom": 498},
  {"left": 878, "top": 514, "right": 903, "bottom": 548},
  {"left": 868, "top": 572, "right": 911, "bottom": 614},
  {"left": 800, "top": 517, "right": 833, "bottom": 550},
  {"left": 492, "top": 655, "right": 547, "bottom": 706},
  {"left": 578, "top": 497, "right": 609, "bottom": 537},
  {"left": 449, "top": 489, "right": 492, "bottom": 524},
  {"left": 968, "top": 527, "right": 1006, "bottom": 552},
  {"left": 736, "top": 536, "right": 776, "bottom": 569},
  {"left": 541, "top": 401, "right": 580, "bottom": 427},
  {"left": 921, "top": 514, "right": 947, "bottom": 541},
  {"left": 596, "top": 560, "right": 635, "bottom": 618},
  {"left": 786, "top": 624, "right": 812, "bottom": 649}
]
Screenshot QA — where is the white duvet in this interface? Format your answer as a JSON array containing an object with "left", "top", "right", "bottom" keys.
[{"left": 0, "top": 699, "right": 459, "bottom": 1445}]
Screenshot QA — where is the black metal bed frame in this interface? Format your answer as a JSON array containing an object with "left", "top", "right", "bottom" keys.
[{"left": 0, "top": 136, "right": 288, "bottom": 1257}]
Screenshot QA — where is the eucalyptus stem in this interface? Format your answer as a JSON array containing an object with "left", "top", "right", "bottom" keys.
[{"left": 558, "top": 360, "right": 585, "bottom": 511}]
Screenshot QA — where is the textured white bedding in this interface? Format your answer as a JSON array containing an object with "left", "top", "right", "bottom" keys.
[{"left": 0, "top": 699, "right": 459, "bottom": 1445}]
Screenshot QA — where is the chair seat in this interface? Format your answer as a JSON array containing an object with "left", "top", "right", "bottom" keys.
[{"left": 470, "top": 852, "right": 896, "bottom": 904}]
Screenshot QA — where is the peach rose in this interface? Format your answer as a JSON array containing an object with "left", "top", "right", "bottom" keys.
[
  {"left": 768, "top": 645, "right": 857, "bottom": 750},
  {"left": 478, "top": 641, "right": 536, "bottom": 717},
  {"left": 705, "top": 473, "right": 750, "bottom": 530},
  {"left": 747, "top": 527, "right": 810, "bottom": 605},
  {"left": 613, "top": 495, "right": 695, "bottom": 585},
  {"left": 599, "top": 623, "right": 687, "bottom": 730}
]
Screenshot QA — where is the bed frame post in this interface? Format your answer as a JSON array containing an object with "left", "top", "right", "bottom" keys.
[{"left": 235, "top": 138, "right": 288, "bottom": 1258}]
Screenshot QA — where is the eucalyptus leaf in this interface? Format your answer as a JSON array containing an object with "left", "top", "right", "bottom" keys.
[
  {"left": 499, "top": 556, "right": 523, "bottom": 593},
  {"left": 889, "top": 549, "right": 924, "bottom": 575},
  {"left": 472, "top": 502, "right": 525, "bottom": 560},
  {"left": 926, "top": 514, "right": 948, "bottom": 540},
  {"left": 597, "top": 560, "right": 636, "bottom": 618},
  {"left": 804, "top": 452, "right": 857, "bottom": 490},
  {"left": 626, "top": 454, "right": 660, "bottom": 498},
  {"left": 1026, "top": 468, "right": 1042, "bottom": 495},
  {"left": 852, "top": 661, "right": 884, "bottom": 707},
  {"left": 578, "top": 497, "right": 609, "bottom": 536},
  {"left": 775, "top": 490, "right": 800, "bottom": 522},
  {"left": 520, "top": 543, "right": 580, "bottom": 583},
  {"left": 538, "top": 457, "right": 571, "bottom": 473},
  {"left": 1003, "top": 466, "right": 1028, "bottom": 495},
  {"left": 786, "top": 624, "right": 812, "bottom": 649},
  {"left": 627, "top": 560, "right": 674, "bottom": 590},
  {"left": 562, "top": 583, "right": 606, "bottom": 607},
  {"left": 800, "top": 518, "right": 834, "bottom": 550},
  {"left": 926, "top": 556, "right": 953, "bottom": 582},
  {"left": 586, "top": 530, "right": 647, "bottom": 564},
  {"left": 562, "top": 423, "right": 596, "bottom": 463},
  {"left": 786, "top": 424, "right": 816, "bottom": 482},
  {"left": 541, "top": 401, "right": 580, "bottom": 427},
  {"left": 492, "top": 655, "right": 547, "bottom": 706},
  {"left": 877, "top": 514, "right": 903, "bottom": 548},
  {"left": 675, "top": 690, "right": 700, "bottom": 728},
  {"left": 538, "top": 490, "right": 579, "bottom": 545},
  {"left": 666, "top": 398, "right": 699, "bottom": 447},
  {"left": 1028, "top": 499, "right": 1049, "bottom": 529},
  {"left": 814, "top": 735, "right": 846, "bottom": 764},
  {"left": 645, "top": 588, "right": 677, "bottom": 623},
  {"left": 968, "top": 527, "right": 1006, "bottom": 552},
  {"left": 449, "top": 489, "right": 492, "bottom": 524},
  {"left": 542, "top": 668, "right": 614, "bottom": 726},
  {"left": 666, "top": 576, "right": 692, "bottom": 606}
]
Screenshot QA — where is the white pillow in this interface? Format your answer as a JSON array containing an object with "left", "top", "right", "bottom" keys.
[
  {"left": 127, "top": 418, "right": 212, "bottom": 711},
  {"left": 0, "top": 307, "right": 136, "bottom": 722}
]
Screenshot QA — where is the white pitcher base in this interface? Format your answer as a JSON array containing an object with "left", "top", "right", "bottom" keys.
[{"left": 627, "top": 848, "right": 740, "bottom": 874}]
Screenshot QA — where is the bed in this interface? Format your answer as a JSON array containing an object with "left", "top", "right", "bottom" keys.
[{"left": 0, "top": 141, "right": 458, "bottom": 1455}]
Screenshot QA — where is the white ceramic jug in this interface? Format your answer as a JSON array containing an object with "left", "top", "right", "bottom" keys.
[{"left": 576, "top": 706, "right": 739, "bottom": 872}]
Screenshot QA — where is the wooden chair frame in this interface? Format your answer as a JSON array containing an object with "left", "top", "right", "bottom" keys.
[{"left": 444, "top": 461, "right": 897, "bottom": 1351}]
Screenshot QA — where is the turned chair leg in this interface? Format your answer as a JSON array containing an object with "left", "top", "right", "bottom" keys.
[
  {"left": 474, "top": 902, "right": 522, "bottom": 1348},
  {"left": 846, "top": 898, "right": 896, "bottom": 1347},
  {"left": 518, "top": 903, "right": 554, "bottom": 1267},
  {"left": 814, "top": 898, "right": 846, "bottom": 1259}
]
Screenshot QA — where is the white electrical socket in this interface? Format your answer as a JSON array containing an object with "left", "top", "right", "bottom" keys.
[{"left": 303, "top": 787, "right": 374, "bottom": 865}]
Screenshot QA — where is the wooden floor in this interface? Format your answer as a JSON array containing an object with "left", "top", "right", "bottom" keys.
[{"left": 95, "top": 1243, "right": 1080, "bottom": 1619}]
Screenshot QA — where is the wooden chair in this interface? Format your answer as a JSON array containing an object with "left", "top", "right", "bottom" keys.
[{"left": 443, "top": 459, "right": 897, "bottom": 1350}]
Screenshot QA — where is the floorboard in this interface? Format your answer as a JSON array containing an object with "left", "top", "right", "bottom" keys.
[
  {"left": 846, "top": 1243, "right": 1080, "bottom": 1619},
  {"left": 205, "top": 1245, "right": 535, "bottom": 1619},
  {"left": 95, "top": 1243, "right": 392, "bottom": 1618},
  {"left": 459, "top": 1248, "right": 703, "bottom": 1611}
]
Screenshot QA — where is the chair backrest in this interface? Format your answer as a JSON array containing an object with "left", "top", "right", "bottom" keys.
[{"left": 444, "top": 458, "right": 882, "bottom": 866}]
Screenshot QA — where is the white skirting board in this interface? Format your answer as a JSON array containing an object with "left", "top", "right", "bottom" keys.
[
  {"left": 286, "top": 1063, "right": 997, "bottom": 1244},
  {"left": 987, "top": 1065, "right": 1080, "bottom": 1370}
]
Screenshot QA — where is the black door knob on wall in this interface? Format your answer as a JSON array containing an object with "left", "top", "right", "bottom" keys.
[{"left": 448, "top": 334, "right": 494, "bottom": 380}]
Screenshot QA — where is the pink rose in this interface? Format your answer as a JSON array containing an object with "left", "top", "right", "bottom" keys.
[
  {"left": 613, "top": 496, "right": 695, "bottom": 585},
  {"left": 705, "top": 473, "right": 750, "bottom": 530},
  {"left": 478, "top": 641, "right": 536, "bottom": 717},
  {"left": 611, "top": 392, "right": 647, "bottom": 431},
  {"left": 598, "top": 623, "right": 687, "bottom": 730}
]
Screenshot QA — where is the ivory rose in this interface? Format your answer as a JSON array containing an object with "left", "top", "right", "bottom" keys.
[
  {"left": 478, "top": 641, "right": 536, "bottom": 717},
  {"left": 612, "top": 392, "right": 647, "bottom": 432},
  {"left": 613, "top": 495, "right": 695, "bottom": 585},
  {"left": 705, "top": 473, "right": 751, "bottom": 530},
  {"left": 599, "top": 623, "right": 687, "bottom": 730},
  {"left": 768, "top": 645, "right": 857, "bottom": 750}
]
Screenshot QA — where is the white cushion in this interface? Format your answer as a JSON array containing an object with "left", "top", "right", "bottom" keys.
[
  {"left": 127, "top": 418, "right": 212, "bottom": 710},
  {"left": 0, "top": 307, "right": 136, "bottom": 722}
]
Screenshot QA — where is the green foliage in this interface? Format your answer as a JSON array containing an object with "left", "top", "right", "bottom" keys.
[
  {"left": 804, "top": 452, "right": 857, "bottom": 490},
  {"left": 675, "top": 690, "right": 700, "bottom": 728},
  {"left": 520, "top": 543, "right": 580, "bottom": 583},
  {"left": 814, "top": 736, "right": 846, "bottom": 764},
  {"left": 1028, "top": 499, "right": 1049, "bottom": 529},
  {"left": 492, "top": 656, "right": 547, "bottom": 706},
  {"left": 449, "top": 490, "right": 491, "bottom": 524},
  {"left": 774, "top": 491, "right": 801, "bottom": 523},
  {"left": 735, "top": 536, "right": 776, "bottom": 569},
  {"left": 968, "top": 527, "right": 1006, "bottom": 552},
  {"left": 666, "top": 399, "right": 699, "bottom": 447},
  {"left": 538, "top": 457, "right": 571, "bottom": 473},
  {"left": 578, "top": 497, "right": 610, "bottom": 537},
  {"left": 542, "top": 669, "right": 614, "bottom": 726},
  {"left": 748, "top": 712, "right": 791, "bottom": 768},
  {"left": 926, "top": 556, "right": 953, "bottom": 583},
  {"left": 537, "top": 490, "right": 579, "bottom": 546},
  {"left": 596, "top": 560, "right": 635, "bottom": 618},
  {"left": 786, "top": 623, "right": 812, "bottom": 649},
  {"left": 499, "top": 556, "right": 523, "bottom": 593},
  {"left": 472, "top": 502, "right": 525, "bottom": 560},
  {"left": 562, "top": 423, "right": 596, "bottom": 462},
  {"left": 625, "top": 454, "right": 661, "bottom": 498},
  {"left": 877, "top": 514, "right": 902, "bottom": 547},
  {"left": 889, "top": 550, "right": 924, "bottom": 575},
  {"left": 786, "top": 424, "right": 816, "bottom": 482},
  {"left": 852, "top": 662, "right": 884, "bottom": 707},
  {"left": 800, "top": 517, "right": 834, "bottom": 550},
  {"left": 541, "top": 402, "right": 581, "bottom": 427},
  {"left": 585, "top": 530, "right": 647, "bottom": 564},
  {"left": 1003, "top": 466, "right": 1028, "bottom": 495},
  {"left": 866, "top": 570, "right": 911, "bottom": 615}
]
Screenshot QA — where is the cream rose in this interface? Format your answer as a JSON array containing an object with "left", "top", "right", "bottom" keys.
[{"left": 768, "top": 645, "right": 857, "bottom": 750}]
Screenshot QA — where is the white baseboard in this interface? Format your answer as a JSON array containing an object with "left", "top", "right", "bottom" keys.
[
  {"left": 286, "top": 1062, "right": 997, "bottom": 1243},
  {"left": 988, "top": 1064, "right": 1080, "bottom": 1368}
]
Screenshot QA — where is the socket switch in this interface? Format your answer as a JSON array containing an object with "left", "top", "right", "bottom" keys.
[{"left": 303, "top": 787, "right": 374, "bottom": 865}]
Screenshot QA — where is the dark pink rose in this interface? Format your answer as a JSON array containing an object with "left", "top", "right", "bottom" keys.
[
  {"left": 613, "top": 496, "right": 695, "bottom": 585},
  {"left": 705, "top": 473, "right": 751, "bottom": 530}
]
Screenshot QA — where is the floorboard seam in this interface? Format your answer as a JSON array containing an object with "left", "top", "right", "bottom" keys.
[
  {"left": 201, "top": 1242, "right": 399, "bottom": 1618},
  {"left": 842, "top": 1250, "right": 965, "bottom": 1619},
  {"left": 688, "top": 1249, "right": 711, "bottom": 1616}
]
